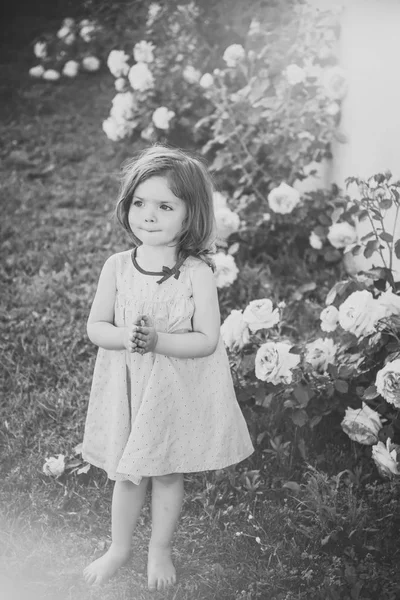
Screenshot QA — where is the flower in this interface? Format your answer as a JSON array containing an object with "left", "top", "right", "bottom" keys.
[
  {"left": 372, "top": 438, "right": 399, "bottom": 478},
  {"left": 375, "top": 359, "right": 400, "bottom": 408},
  {"left": 248, "top": 18, "right": 261, "bottom": 36},
  {"left": 309, "top": 231, "right": 323, "bottom": 250},
  {"left": 220, "top": 310, "right": 251, "bottom": 351},
  {"left": 107, "top": 50, "right": 130, "bottom": 78},
  {"left": 128, "top": 62, "right": 155, "bottom": 92},
  {"left": 327, "top": 222, "right": 357, "bottom": 249},
  {"left": 338, "top": 290, "right": 385, "bottom": 338},
  {"left": 268, "top": 182, "right": 301, "bottom": 214},
  {"left": 102, "top": 116, "right": 137, "bottom": 141},
  {"left": 147, "top": 2, "right": 162, "bottom": 27},
  {"left": 80, "top": 23, "right": 97, "bottom": 43},
  {"left": 322, "top": 66, "right": 348, "bottom": 100},
  {"left": 326, "top": 101, "right": 340, "bottom": 116},
  {"left": 213, "top": 253, "right": 239, "bottom": 288},
  {"left": 199, "top": 73, "right": 214, "bottom": 89},
  {"left": 57, "top": 25, "right": 71, "bottom": 39},
  {"left": 43, "top": 69, "right": 61, "bottom": 81},
  {"left": 183, "top": 65, "right": 201, "bottom": 84},
  {"left": 62, "top": 60, "right": 79, "bottom": 78},
  {"left": 29, "top": 65, "right": 45, "bottom": 78},
  {"left": 376, "top": 289, "right": 400, "bottom": 319},
  {"left": 223, "top": 44, "right": 245, "bottom": 68},
  {"left": 341, "top": 403, "right": 383, "bottom": 445},
  {"left": 133, "top": 40, "right": 155, "bottom": 64},
  {"left": 115, "top": 77, "right": 127, "bottom": 92},
  {"left": 320, "top": 305, "right": 339, "bottom": 332},
  {"left": 255, "top": 341, "right": 300, "bottom": 384},
  {"left": 82, "top": 56, "right": 100, "bottom": 72},
  {"left": 34, "top": 41, "right": 47, "bottom": 59},
  {"left": 64, "top": 32, "right": 76, "bottom": 46},
  {"left": 152, "top": 106, "right": 175, "bottom": 130},
  {"left": 110, "top": 92, "right": 137, "bottom": 123},
  {"left": 213, "top": 191, "right": 228, "bottom": 211},
  {"left": 215, "top": 207, "right": 240, "bottom": 241},
  {"left": 62, "top": 18, "right": 75, "bottom": 28},
  {"left": 305, "top": 337, "right": 337, "bottom": 373},
  {"left": 42, "top": 454, "right": 66, "bottom": 478},
  {"left": 140, "top": 124, "right": 156, "bottom": 141},
  {"left": 243, "top": 299, "right": 280, "bottom": 333},
  {"left": 285, "top": 64, "right": 306, "bottom": 85}
]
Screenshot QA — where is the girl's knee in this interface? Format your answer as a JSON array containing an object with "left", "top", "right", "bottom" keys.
[{"left": 152, "top": 473, "right": 183, "bottom": 486}]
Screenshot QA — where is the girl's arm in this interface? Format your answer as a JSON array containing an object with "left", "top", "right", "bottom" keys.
[
  {"left": 87, "top": 255, "right": 130, "bottom": 351},
  {"left": 137, "top": 262, "right": 221, "bottom": 359}
]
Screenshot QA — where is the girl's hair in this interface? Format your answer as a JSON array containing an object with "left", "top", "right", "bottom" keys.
[{"left": 115, "top": 145, "right": 216, "bottom": 267}]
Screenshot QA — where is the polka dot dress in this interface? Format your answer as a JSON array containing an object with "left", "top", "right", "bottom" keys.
[{"left": 82, "top": 250, "right": 254, "bottom": 484}]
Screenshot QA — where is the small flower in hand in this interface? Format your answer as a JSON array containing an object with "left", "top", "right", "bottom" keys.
[{"left": 132, "top": 315, "right": 158, "bottom": 354}]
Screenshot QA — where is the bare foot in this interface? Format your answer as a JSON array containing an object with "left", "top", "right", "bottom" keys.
[
  {"left": 83, "top": 544, "right": 130, "bottom": 585},
  {"left": 147, "top": 545, "right": 176, "bottom": 592}
]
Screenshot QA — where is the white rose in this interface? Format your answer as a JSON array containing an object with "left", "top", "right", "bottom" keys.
[
  {"left": 62, "top": 18, "right": 75, "bottom": 28},
  {"left": 107, "top": 50, "right": 130, "bottom": 78},
  {"left": 34, "top": 41, "right": 47, "bottom": 59},
  {"left": 183, "top": 65, "right": 201, "bottom": 84},
  {"left": 115, "top": 77, "right": 127, "bottom": 92},
  {"left": 43, "top": 69, "right": 61, "bottom": 81},
  {"left": 80, "top": 23, "right": 96, "bottom": 43},
  {"left": 223, "top": 44, "right": 245, "bottom": 68},
  {"left": 322, "top": 66, "right": 348, "bottom": 100},
  {"left": 305, "top": 337, "right": 336, "bottom": 373},
  {"left": 152, "top": 106, "right": 175, "bottom": 130},
  {"left": 128, "top": 62, "right": 155, "bottom": 92},
  {"left": 220, "top": 310, "right": 251, "bottom": 351},
  {"left": 110, "top": 92, "right": 137, "bottom": 123},
  {"left": 57, "top": 25, "right": 71, "bottom": 39},
  {"left": 320, "top": 305, "right": 339, "bottom": 332},
  {"left": 213, "top": 191, "right": 228, "bottom": 211},
  {"left": 64, "top": 32, "right": 76, "bottom": 46},
  {"left": 327, "top": 222, "right": 357, "bottom": 249},
  {"left": 213, "top": 253, "right": 239, "bottom": 288},
  {"left": 309, "top": 231, "right": 323, "bottom": 250},
  {"left": 199, "top": 73, "right": 214, "bottom": 89},
  {"left": 243, "top": 299, "right": 280, "bottom": 333},
  {"left": 82, "top": 56, "right": 100, "bottom": 72},
  {"left": 372, "top": 438, "right": 400, "bottom": 478},
  {"left": 341, "top": 403, "right": 383, "bottom": 445},
  {"left": 29, "top": 65, "right": 45, "bottom": 78},
  {"left": 255, "top": 341, "right": 300, "bottom": 384},
  {"left": 376, "top": 289, "right": 400, "bottom": 319},
  {"left": 42, "top": 454, "right": 66, "bottom": 478},
  {"left": 285, "top": 64, "right": 306, "bottom": 85},
  {"left": 268, "top": 182, "right": 301, "bottom": 214},
  {"left": 140, "top": 124, "right": 156, "bottom": 141},
  {"left": 133, "top": 40, "right": 155, "bottom": 63},
  {"left": 326, "top": 101, "right": 340, "bottom": 116},
  {"left": 338, "top": 290, "right": 385, "bottom": 338},
  {"left": 62, "top": 60, "right": 79, "bottom": 77},
  {"left": 215, "top": 207, "right": 240, "bottom": 241},
  {"left": 375, "top": 359, "right": 400, "bottom": 408},
  {"left": 102, "top": 116, "right": 137, "bottom": 141}
]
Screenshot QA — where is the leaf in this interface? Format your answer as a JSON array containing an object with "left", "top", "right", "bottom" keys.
[
  {"left": 325, "top": 280, "right": 348, "bottom": 305},
  {"left": 362, "top": 385, "right": 379, "bottom": 400},
  {"left": 77, "top": 463, "right": 91, "bottom": 475},
  {"left": 395, "top": 239, "right": 400, "bottom": 259},
  {"left": 228, "top": 242, "right": 240, "bottom": 255},
  {"left": 380, "top": 198, "right": 393, "bottom": 210},
  {"left": 318, "top": 213, "right": 332, "bottom": 226},
  {"left": 364, "top": 239, "right": 380, "bottom": 259},
  {"left": 323, "top": 248, "right": 342, "bottom": 263},
  {"left": 293, "top": 385, "right": 311, "bottom": 407},
  {"left": 379, "top": 231, "right": 393, "bottom": 243},
  {"left": 291, "top": 409, "right": 308, "bottom": 427},
  {"left": 335, "top": 379, "right": 349, "bottom": 394},
  {"left": 309, "top": 415, "right": 322, "bottom": 428},
  {"left": 282, "top": 481, "right": 301, "bottom": 493}
]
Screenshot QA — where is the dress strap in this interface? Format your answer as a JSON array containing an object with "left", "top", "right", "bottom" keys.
[{"left": 131, "top": 248, "right": 187, "bottom": 285}]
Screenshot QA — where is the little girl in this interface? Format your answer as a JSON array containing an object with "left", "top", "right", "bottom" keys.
[{"left": 81, "top": 145, "right": 254, "bottom": 591}]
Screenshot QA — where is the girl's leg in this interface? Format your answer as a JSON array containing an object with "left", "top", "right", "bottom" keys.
[
  {"left": 147, "top": 472, "right": 184, "bottom": 592},
  {"left": 84, "top": 477, "right": 149, "bottom": 585}
]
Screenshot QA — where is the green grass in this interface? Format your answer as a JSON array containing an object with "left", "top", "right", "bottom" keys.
[{"left": 2, "top": 27, "right": 400, "bottom": 600}]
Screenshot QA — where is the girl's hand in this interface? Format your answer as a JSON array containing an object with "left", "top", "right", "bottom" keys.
[
  {"left": 133, "top": 315, "right": 158, "bottom": 354},
  {"left": 123, "top": 324, "right": 139, "bottom": 353}
]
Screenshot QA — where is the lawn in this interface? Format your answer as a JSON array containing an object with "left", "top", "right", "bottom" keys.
[{"left": 2, "top": 10, "right": 400, "bottom": 600}]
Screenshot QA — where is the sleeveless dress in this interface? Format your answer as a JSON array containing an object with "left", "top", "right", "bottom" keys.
[{"left": 82, "top": 249, "right": 254, "bottom": 485}]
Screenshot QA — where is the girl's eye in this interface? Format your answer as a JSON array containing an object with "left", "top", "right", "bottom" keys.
[
  {"left": 161, "top": 204, "right": 172, "bottom": 211},
  {"left": 132, "top": 200, "right": 142, "bottom": 207}
]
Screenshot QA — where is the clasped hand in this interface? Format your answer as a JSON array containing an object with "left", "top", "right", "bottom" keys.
[{"left": 126, "top": 315, "right": 158, "bottom": 355}]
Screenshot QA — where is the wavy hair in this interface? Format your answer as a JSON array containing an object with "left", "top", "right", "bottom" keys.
[{"left": 115, "top": 145, "right": 216, "bottom": 267}]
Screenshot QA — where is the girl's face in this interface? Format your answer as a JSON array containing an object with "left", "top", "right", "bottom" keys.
[{"left": 128, "top": 176, "right": 187, "bottom": 248}]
